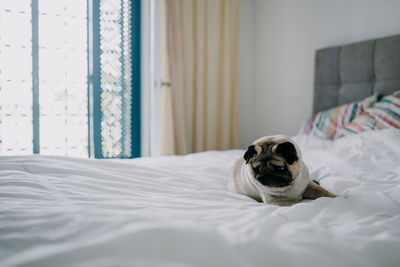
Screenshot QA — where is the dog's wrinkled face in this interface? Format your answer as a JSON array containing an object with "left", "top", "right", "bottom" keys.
[{"left": 244, "top": 140, "right": 299, "bottom": 187}]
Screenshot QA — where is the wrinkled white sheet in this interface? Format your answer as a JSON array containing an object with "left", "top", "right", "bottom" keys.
[{"left": 0, "top": 129, "right": 400, "bottom": 267}]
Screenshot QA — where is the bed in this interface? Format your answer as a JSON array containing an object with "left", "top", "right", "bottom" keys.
[{"left": 1, "top": 34, "right": 400, "bottom": 266}]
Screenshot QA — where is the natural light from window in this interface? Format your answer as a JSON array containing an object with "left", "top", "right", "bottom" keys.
[
  {"left": 38, "top": 0, "right": 88, "bottom": 157},
  {"left": 0, "top": 0, "right": 88, "bottom": 157},
  {"left": 0, "top": 0, "right": 33, "bottom": 155}
]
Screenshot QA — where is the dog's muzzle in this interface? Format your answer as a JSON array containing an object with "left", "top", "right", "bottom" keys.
[{"left": 255, "top": 162, "right": 293, "bottom": 187}]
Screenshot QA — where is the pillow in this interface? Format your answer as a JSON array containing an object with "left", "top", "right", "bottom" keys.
[
  {"left": 299, "top": 93, "right": 378, "bottom": 139},
  {"left": 334, "top": 91, "right": 400, "bottom": 138}
]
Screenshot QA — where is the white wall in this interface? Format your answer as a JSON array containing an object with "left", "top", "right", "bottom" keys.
[{"left": 240, "top": 0, "right": 400, "bottom": 147}]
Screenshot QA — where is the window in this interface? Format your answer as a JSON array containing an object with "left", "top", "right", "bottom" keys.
[
  {"left": 0, "top": 0, "right": 140, "bottom": 158},
  {"left": 38, "top": 0, "right": 88, "bottom": 157},
  {"left": 0, "top": 1, "right": 33, "bottom": 155}
]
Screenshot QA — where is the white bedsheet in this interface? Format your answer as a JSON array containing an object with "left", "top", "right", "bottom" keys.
[{"left": 1, "top": 129, "right": 400, "bottom": 267}]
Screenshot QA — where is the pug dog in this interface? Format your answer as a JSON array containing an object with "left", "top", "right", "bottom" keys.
[{"left": 227, "top": 135, "right": 336, "bottom": 206}]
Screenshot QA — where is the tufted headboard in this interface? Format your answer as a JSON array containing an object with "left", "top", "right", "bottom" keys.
[{"left": 313, "top": 34, "right": 400, "bottom": 114}]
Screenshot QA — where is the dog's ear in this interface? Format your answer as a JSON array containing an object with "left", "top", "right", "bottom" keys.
[
  {"left": 244, "top": 145, "right": 257, "bottom": 164},
  {"left": 276, "top": 142, "right": 298, "bottom": 165}
]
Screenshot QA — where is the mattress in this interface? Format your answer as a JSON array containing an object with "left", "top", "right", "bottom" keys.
[{"left": 1, "top": 129, "right": 400, "bottom": 267}]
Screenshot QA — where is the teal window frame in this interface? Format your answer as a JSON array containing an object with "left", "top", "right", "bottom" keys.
[{"left": 89, "top": 0, "right": 141, "bottom": 159}]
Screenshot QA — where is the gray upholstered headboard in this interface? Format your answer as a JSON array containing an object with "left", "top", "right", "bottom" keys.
[{"left": 313, "top": 34, "right": 400, "bottom": 113}]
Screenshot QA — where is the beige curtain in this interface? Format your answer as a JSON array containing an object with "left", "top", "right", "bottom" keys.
[{"left": 162, "top": 0, "right": 241, "bottom": 155}]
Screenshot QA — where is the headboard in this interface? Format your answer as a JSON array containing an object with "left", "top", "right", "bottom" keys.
[{"left": 313, "top": 34, "right": 400, "bottom": 113}]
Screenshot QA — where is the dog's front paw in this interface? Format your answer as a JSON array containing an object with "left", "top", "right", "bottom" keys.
[
  {"left": 303, "top": 181, "right": 336, "bottom": 199},
  {"left": 269, "top": 199, "right": 299, "bottom": 206}
]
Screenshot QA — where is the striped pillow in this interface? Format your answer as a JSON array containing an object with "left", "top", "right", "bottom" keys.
[
  {"left": 299, "top": 93, "right": 377, "bottom": 139},
  {"left": 334, "top": 91, "right": 400, "bottom": 138}
]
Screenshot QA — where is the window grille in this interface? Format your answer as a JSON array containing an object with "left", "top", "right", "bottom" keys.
[{"left": 92, "top": 0, "right": 141, "bottom": 158}]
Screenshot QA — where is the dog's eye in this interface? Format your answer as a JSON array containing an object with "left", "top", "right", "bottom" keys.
[
  {"left": 272, "top": 165, "right": 285, "bottom": 171},
  {"left": 254, "top": 165, "right": 262, "bottom": 173}
]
